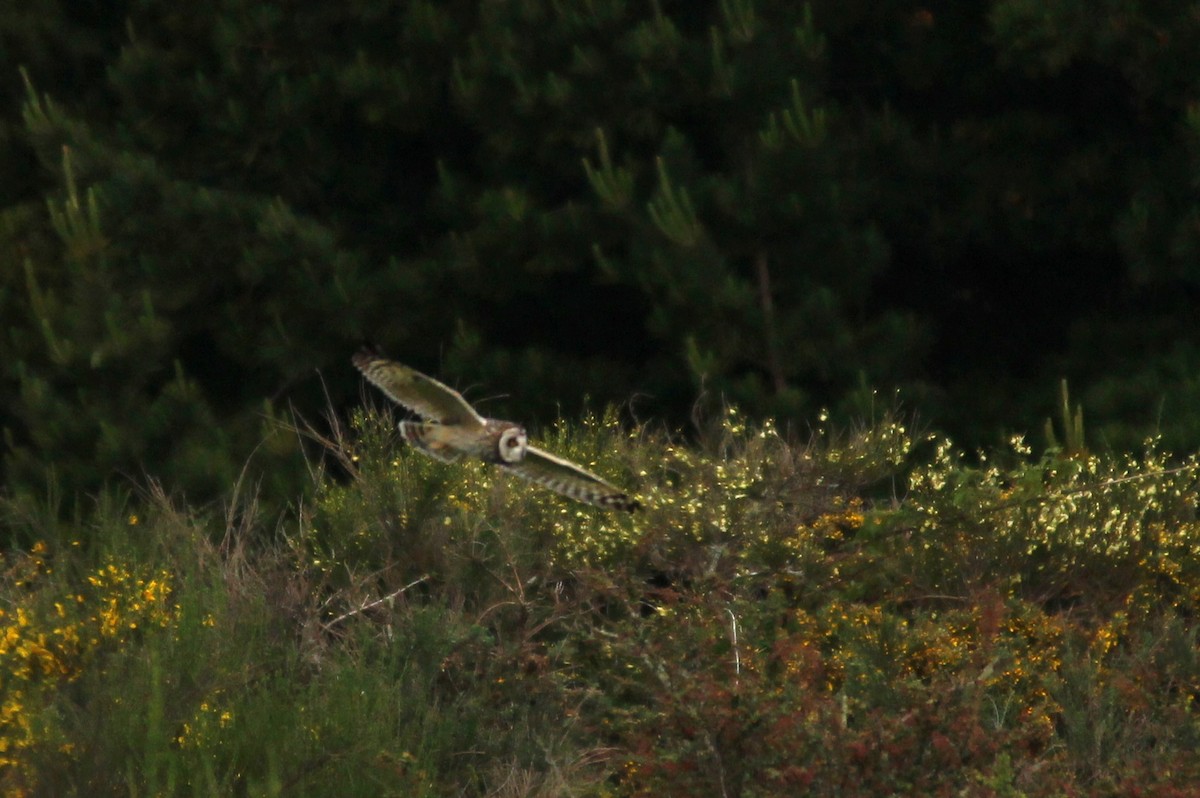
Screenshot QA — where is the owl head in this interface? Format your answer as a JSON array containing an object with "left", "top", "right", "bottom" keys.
[{"left": 497, "top": 425, "right": 529, "bottom": 463}]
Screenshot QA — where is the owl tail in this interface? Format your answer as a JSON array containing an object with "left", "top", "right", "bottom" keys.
[{"left": 398, "top": 421, "right": 462, "bottom": 463}]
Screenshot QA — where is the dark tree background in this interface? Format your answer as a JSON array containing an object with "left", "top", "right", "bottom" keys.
[{"left": 3, "top": 0, "right": 1200, "bottom": 509}]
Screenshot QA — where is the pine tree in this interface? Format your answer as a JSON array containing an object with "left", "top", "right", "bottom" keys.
[
  {"left": 437, "top": 1, "right": 929, "bottom": 422},
  {"left": 6, "top": 0, "right": 1200, "bottom": 515}
]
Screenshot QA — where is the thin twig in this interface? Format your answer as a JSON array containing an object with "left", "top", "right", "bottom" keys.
[
  {"left": 725, "top": 607, "right": 740, "bottom": 677},
  {"left": 322, "top": 574, "right": 429, "bottom": 630}
]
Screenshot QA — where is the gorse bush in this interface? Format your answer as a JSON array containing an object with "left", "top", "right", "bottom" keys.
[
  {"left": 2, "top": 408, "right": 1199, "bottom": 795},
  {"left": 0, "top": 540, "right": 179, "bottom": 783},
  {"left": 897, "top": 434, "right": 1200, "bottom": 608}
]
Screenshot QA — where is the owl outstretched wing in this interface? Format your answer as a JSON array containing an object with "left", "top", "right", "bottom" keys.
[
  {"left": 398, "top": 420, "right": 465, "bottom": 463},
  {"left": 503, "top": 446, "right": 640, "bottom": 512},
  {"left": 352, "top": 351, "right": 485, "bottom": 429}
]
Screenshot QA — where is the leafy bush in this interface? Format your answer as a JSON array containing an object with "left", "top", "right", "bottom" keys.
[{"left": 2, "top": 408, "right": 1199, "bottom": 795}]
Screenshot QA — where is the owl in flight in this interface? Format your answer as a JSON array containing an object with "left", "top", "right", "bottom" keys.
[{"left": 352, "top": 351, "right": 640, "bottom": 512}]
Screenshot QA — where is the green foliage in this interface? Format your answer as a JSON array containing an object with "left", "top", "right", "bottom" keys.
[
  {"left": 0, "top": 483, "right": 595, "bottom": 796},
  {"left": 5, "top": 410, "right": 1199, "bottom": 795},
  {"left": 3, "top": 76, "right": 347, "bottom": 510},
  {"left": 6, "top": 0, "right": 1200, "bottom": 508},
  {"left": 896, "top": 433, "right": 1200, "bottom": 608},
  {"left": 1044, "top": 378, "right": 1086, "bottom": 456},
  {"left": 7, "top": 3, "right": 1200, "bottom": 788}
]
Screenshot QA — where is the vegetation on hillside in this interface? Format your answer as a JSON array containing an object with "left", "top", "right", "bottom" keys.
[
  {"left": 4, "top": 3, "right": 1200, "bottom": 794},
  {"left": 3, "top": 408, "right": 1198, "bottom": 796}
]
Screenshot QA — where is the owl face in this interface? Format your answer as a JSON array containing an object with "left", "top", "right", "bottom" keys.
[{"left": 495, "top": 425, "right": 528, "bottom": 464}]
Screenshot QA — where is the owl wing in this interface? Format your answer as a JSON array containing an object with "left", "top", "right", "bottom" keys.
[
  {"left": 502, "top": 445, "right": 640, "bottom": 512},
  {"left": 353, "top": 351, "right": 486, "bottom": 429}
]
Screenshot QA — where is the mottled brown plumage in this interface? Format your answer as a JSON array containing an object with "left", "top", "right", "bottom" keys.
[{"left": 354, "top": 351, "right": 639, "bottom": 511}]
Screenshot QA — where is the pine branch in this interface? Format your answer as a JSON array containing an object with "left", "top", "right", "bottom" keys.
[
  {"left": 582, "top": 128, "right": 632, "bottom": 210},
  {"left": 647, "top": 157, "right": 702, "bottom": 246},
  {"left": 755, "top": 249, "right": 786, "bottom": 394}
]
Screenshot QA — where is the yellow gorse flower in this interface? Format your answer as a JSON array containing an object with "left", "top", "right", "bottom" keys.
[{"left": 1, "top": 546, "right": 183, "bottom": 784}]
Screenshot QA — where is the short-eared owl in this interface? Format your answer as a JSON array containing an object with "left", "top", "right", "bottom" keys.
[{"left": 352, "top": 351, "right": 639, "bottom": 512}]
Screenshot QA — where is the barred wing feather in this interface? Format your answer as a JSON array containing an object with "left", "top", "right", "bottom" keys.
[
  {"left": 504, "top": 446, "right": 640, "bottom": 512},
  {"left": 352, "top": 351, "right": 485, "bottom": 429}
]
